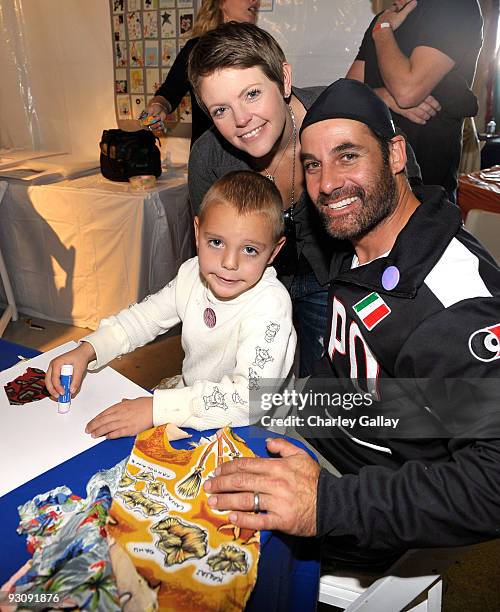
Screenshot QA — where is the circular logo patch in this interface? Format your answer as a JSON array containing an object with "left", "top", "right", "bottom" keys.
[
  {"left": 203, "top": 307, "right": 216, "bottom": 328},
  {"left": 468, "top": 324, "right": 500, "bottom": 362}
]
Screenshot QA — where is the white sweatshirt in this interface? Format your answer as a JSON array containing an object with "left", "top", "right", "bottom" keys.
[{"left": 83, "top": 257, "right": 296, "bottom": 430}]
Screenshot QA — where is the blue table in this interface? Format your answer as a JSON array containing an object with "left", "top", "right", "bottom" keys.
[{"left": 0, "top": 339, "right": 319, "bottom": 610}]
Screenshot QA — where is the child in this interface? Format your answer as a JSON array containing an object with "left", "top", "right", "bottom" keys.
[{"left": 46, "top": 171, "right": 297, "bottom": 438}]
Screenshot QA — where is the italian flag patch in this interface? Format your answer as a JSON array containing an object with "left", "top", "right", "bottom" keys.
[{"left": 353, "top": 292, "right": 391, "bottom": 331}]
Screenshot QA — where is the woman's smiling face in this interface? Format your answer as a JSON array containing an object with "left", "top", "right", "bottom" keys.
[{"left": 199, "top": 64, "right": 291, "bottom": 160}]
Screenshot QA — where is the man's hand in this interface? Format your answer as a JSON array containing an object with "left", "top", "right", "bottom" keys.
[
  {"left": 204, "top": 437, "right": 321, "bottom": 536},
  {"left": 375, "top": 87, "right": 441, "bottom": 123},
  {"left": 85, "top": 397, "right": 154, "bottom": 439},
  {"left": 396, "top": 95, "right": 441, "bottom": 123},
  {"left": 376, "top": 0, "right": 417, "bottom": 31}
]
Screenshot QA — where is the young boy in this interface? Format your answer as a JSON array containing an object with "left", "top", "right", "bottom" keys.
[{"left": 45, "top": 171, "right": 297, "bottom": 438}]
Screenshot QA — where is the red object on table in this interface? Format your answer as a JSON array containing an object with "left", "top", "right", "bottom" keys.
[
  {"left": 457, "top": 166, "right": 500, "bottom": 221},
  {"left": 4, "top": 367, "right": 50, "bottom": 405}
]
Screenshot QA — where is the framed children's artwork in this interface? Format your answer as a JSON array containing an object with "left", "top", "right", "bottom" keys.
[
  {"left": 132, "top": 95, "right": 146, "bottom": 119},
  {"left": 115, "top": 68, "right": 128, "bottom": 93},
  {"left": 178, "top": 11, "right": 193, "bottom": 38},
  {"left": 113, "top": 14, "right": 126, "bottom": 40},
  {"left": 130, "top": 68, "right": 145, "bottom": 93},
  {"left": 144, "top": 40, "right": 159, "bottom": 66},
  {"left": 259, "top": 0, "right": 274, "bottom": 11},
  {"left": 129, "top": 40, "right": 144, "bottom": 67},
  {"left": 161, "top": 10, "right": 176, "bottom": 37},
  {"left": 161, "top": 38, "right": 176, "bottom": 66},
  {"left": 127, "top": 11, "right": 143, "bottom": 39},
  {"left": 110, "top": 0, "right": 194, "bottom": 127},
  {"left": 113, "top": 0, "right": 124, "bottom": 13},
  {"left": 115, "top": 41, "right": 127, "bottom": 67},
  {"left": 146, "top": 68, "right": 161, "bottom": 94},
  {"left": 117, "top": 95, "right": 132, "bottom": 119},
  {"left": 178, "top": 95, "right": 192, "bottom": 123},
  {"left": 143, "top": 10, "right": 159, "bottom": 38}
]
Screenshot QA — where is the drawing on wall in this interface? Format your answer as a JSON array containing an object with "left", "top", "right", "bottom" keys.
[
  {"left": 115, "top": 68, "right": 128, "bottom": 93},
  {"left": 259, "top": 0, "right": 274, "bottom": 11},
  {"left": 110, "top": 0, "right": 192, "bottom": 126},
  {"left": 161, "top": 38, "right": 176, "bottom": 66},
  {"left": 179, "top": 11, "right": 193, "bottom": 38}
]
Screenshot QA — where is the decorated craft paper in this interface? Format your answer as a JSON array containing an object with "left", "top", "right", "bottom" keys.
[{"left": 109, "top": 426, "right": 260, "bottom": 611}]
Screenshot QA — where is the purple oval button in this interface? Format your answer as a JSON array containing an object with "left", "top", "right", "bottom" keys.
[
  {"left": 382, "top": 266, "right": 400, "bottom": 291},
  {"left": 203, "top": 307, "right": 216, "bottom": 328}
]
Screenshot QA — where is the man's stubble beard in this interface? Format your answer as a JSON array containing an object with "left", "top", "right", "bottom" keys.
[{"left": 315, "top": 161, "right": 398, "bottom": 241}]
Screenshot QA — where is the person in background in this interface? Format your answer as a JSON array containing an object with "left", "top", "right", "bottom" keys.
[
  {"left": 46, "top": 171, "right": 295, "bottom": 438},
  {"left": 147, "top": 0, "right": 259, "bottom": 146},
  {"left": 347, "top": 0, "right": 483, "bottom": 203}
]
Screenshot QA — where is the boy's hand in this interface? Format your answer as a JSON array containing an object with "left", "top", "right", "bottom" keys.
[
  {"left": 85, "top": 397, "right": 154, "bottom": 439},
  {"left": 45, "top": 342, "right": 96, "bottom": 399}
]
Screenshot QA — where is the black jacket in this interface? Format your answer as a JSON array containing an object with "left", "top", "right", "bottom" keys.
[{"left": 308, "top": 186, "right": 500, "bottom": 550}]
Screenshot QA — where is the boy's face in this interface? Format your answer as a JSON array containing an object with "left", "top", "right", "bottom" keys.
[{"left": 194, "top": 202, "right": 285, "bottom": 301}]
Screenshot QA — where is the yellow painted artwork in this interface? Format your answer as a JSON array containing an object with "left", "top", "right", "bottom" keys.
[{"left": 108, "top": 426, "right": 260, "bottom": 612}]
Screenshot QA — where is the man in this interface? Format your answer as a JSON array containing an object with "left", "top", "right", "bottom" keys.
[
  {"left": 347, "top": 0, "right": 483, "bottom": 202},
  {"left": 203, "top": 79, "right": 500, "bottom": 564}
]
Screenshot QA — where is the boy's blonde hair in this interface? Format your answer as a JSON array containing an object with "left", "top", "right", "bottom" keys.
[{"left": 198, "top": 171, "right": 284, "bottom": 242}]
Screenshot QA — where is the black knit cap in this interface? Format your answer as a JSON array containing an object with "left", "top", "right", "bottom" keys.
[{"left": 300, "top": 78, "right": 396, "bottom": 139}]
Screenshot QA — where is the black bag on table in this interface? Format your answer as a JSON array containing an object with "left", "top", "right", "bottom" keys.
[{"left": 99, "top": 129, "right": 162, "bottom": 182}]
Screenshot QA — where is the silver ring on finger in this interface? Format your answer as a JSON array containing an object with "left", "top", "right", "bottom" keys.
[{"left": 253, "top": 491, "right": 260, "bottom": 514}]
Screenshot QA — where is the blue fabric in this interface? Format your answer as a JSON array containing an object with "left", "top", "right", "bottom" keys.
[
  {"left": 0, "top": 339, "right": 319, "bottom": 610},
  {"left": 0, "top": 339, "right": 39, "bottom": 370},
  {"left": 289, "top": 271, "right": 329, "bottom": 377}
]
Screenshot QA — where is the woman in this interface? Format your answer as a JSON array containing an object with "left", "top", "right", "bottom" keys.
[
  {"left": 147, "top": 0, "right": 259, "bottom": 146},
  {"left": 188, "top": 22, "right": 334, "bottom": 376}
]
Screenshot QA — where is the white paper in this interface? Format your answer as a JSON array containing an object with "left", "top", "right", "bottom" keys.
[
  {"left": 0, "top": 149, "right": 65, "bottom": 170},
  {"left": 0, "top": 155, "right": 99, "bottom": 183},
  {"left": 0, "top": 341, "right": 151, "bottom": 497}
]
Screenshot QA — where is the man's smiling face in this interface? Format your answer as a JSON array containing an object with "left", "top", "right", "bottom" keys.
[{"left": 301, "top": 119, "right": 398, "bottom": 241}]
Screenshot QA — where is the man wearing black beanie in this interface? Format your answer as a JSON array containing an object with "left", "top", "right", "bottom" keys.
[{"left": 203, "top": 79, "right": 500, "bottom": 577}]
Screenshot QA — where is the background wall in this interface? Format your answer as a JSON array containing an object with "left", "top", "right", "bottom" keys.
[
  {"left": 0, "top": 0, "right": 115, "bottom": 158},
  {"left": 0, "top": 0, "right": 375, "bottom": 156},
  {"left": 256, "top": 0, "right": 373, "bottom": 87},
  {"left": 0, "top": 0, "right": 495, "bottom": 157}
]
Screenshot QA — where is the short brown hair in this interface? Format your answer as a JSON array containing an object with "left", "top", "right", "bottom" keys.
[
  {"left": 198, "top": 171, "right": 284, "bottom": 242},
  {"left": 188, "top": 22, "right": 287, "bottom": 110}
]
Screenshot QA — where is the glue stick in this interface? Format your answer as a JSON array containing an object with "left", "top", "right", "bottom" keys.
[{"left": 58, "top": 364, "right": 73, "bottom": 414}]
